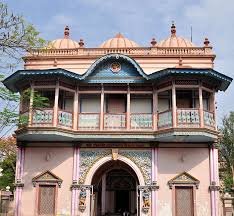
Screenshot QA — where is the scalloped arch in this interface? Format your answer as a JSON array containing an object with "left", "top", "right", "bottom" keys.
[{"left": 81, "top": 53, "right": 148, "bottom": 80}]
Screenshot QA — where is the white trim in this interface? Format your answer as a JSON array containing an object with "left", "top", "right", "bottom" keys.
[{"left": 84, "top": 155, "right": 145, "bottom": 185}]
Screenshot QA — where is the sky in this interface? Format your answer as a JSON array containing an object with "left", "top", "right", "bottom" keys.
[{"left": 4, "top": 0, "right": 234, "bottom": 124}]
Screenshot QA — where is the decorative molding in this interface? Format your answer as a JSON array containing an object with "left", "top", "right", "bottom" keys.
[
  {"left": 119, "top": 150, "right": 152, "bottom": 184},
  {"left": 168, "top": 172, "right": 200, "bottom": 189},
  {"left": 32, "top": 170, "right": 63, "bottom": 187},
  {"left": 79, "top": 149, "right": 110, "bottom": 184},
  {"left": 112, "top": 148, "right": 118, "bottom": 160},
  {"left": 209, "top": 181, "right": 220, "bottom": 191}
]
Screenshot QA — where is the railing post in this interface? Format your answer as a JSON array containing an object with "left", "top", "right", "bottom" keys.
[
  {"left": 28, "top": 82, "right": 34, "bottom": 126},
  {"left": 127, "top": 84, "right": 131, "bottom": 130},
  {"left": 53, "top": 81, "right": 59, "bottom": 127},
  {"left": 172, "top": 82, "right": 177, "bottom": 128},
  {"left": 199, "top": 85, "right": 204, "bottom": 127},
  {"left": 100, "top": 84, "right": 104, "bottom": 130},
  {"left": 73, "top": 85, "right": 79, "bottom": 130},
  {"left": 153, "top": 86, "right": 158, "bottom": 131}
]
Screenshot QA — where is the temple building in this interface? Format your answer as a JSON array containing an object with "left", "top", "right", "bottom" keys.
[{"left": 3, "top": 24, "right": 232, "bottom": 216}]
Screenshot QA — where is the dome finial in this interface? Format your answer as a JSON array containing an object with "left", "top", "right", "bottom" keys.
[
  {"left": 151, "top": 38, "right": 157, "bottom": 47},
  {"left": 204, "top": 37, "right": 210, "bottom": 47},
  {"left": 64, "top": 26, "right": 70, "bottom": 38},
  {"left": 171, "top": 21, "right": 176, "bottom": 36},
  {"left": 115, "top": 33, "right": 124, "bottom": 38}
]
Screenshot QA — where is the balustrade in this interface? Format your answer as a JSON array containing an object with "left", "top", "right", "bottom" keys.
[
  {"left": 78, "top": 113, "right": 100, "bottom": 130},
  {"left": 104, "top": 113, "right": 126, "bottom": 130},
  {"left": 131, "top": 114, "right": 153, "bottom": 129},
  {"left": 158, "top": 110, "right": 172, "bottom": 129},
  {"left": 32, "top": 109, "right": 53, "bottom": 125},
  {"left": 204, "top": 110, "right": 215, "bottom": 128},
  {"left": 58, "top": 110, "right": 73, "bottom": 128},
  {"left": 177, "top": 109, "right": 200, "bottom": 127}
]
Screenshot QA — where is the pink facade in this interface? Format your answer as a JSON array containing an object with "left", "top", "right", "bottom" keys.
[{"left": 3, "top": 24, "right": 232, "bottom": 216}]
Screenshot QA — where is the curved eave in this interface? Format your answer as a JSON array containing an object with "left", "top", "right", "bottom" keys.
[
  {"left": 81, "top": 53, "right": 148, "bottom": 80},
  {"left": 149, "top": 68, "right": 232, "bottom": 91}
]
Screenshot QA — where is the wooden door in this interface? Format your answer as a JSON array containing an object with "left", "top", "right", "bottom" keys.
[
  {"left": 107, "top": 97, "right": 125, "bottom": 113},
  {"left": 175, "top": 187, "right": 194, "bottom": 216},
  {"left": 38, "top": 185, "right": 56, "bottom": 216}
]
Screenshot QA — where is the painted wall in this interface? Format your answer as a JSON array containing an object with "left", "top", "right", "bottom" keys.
[
  {"left": 21, "top": 147, "right": 73, "bottom": 216},
  {"left": 158, "top": 148, "right": 211, "bottom": 216}
]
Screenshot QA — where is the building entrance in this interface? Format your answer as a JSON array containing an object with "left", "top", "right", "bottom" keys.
[{"left": 91, "top": 160, "right": 139, "bottom": 216}]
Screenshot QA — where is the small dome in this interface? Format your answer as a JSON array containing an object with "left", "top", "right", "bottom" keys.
[
  {"left": 99, "top": 33, "right": 139, "bottom": 48},
  {"left": 48, "top": 26, "right": 79, "bottom": 49},
  {"left": 158, "top": 23, "right": 195, "bottom": 47}
]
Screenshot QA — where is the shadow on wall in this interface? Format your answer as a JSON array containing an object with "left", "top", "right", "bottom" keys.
[
  {"left": 158, "top": 148, "right": 209, "bottom": 174},
  {"left": 22, "top": 147, "right": 73, "bottom": 191}
]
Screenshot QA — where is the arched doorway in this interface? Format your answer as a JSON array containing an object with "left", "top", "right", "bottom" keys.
[{"left": 91, "top": 160, "right": 139, "bottom": 216}]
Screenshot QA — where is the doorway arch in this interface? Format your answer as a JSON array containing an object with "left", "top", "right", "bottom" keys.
[{"left": 84, "top": 155, "right": 145, "bottom": 216}]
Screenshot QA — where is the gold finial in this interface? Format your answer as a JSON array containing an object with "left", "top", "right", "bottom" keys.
[
  {"left": 171, "top": 21, "right": 176, "bottom": 36},
  {"left": 64, "top": 26, "right": 69, "bottom": 38},
  {"left": 151, "top": 38, "right": 157, "bottom": 46}
]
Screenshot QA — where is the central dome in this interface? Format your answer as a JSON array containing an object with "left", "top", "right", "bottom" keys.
[
  {"left": 99, "top": 33, "right": 139, "bottom": 48},
  {"left": 158, "top": 24, "right": 195, "bottom": 47}
]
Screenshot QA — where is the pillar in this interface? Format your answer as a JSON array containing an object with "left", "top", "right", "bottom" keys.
[
  {"left": 15, "top": 146, "right": 25, "bottom": 216},
  {"left": 53, "top": 81, "right": 59, "bottom": 127},
  {"left": 172, "top": 82, "right": 177, "bottom": 128},
  {"left": 100, "top": 84, "right": 104, "bottom": 130},
  {"left": 101, "top": 173, "right": 106, "bottom": 215},
  {"left": 151, "top": 147, "right": 158, "bottom": 216},
  {"left": 127, "top": 84, "right": 131, "bottom": 130},
  {"left": 73, "top": 86, "right": 79, "bottom": 130},
  {"left": 71, "top": 146, "right": 77, "bottom": 216},
  {"left": 28, "top": 82, "right": 34, "bottom": 126},
  {"left": 199, "top": 86, "right": 204, "bottom": 127},
  {"left": 153, "top": 87, "right": 158, "bottom": 131}
]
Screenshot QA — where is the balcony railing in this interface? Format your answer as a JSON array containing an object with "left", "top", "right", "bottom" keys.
[
  {"left": 58, "top": 110, "right": 73, "bottom": 128},
  {"left": 104, "top": 113, "right": 126, "bottom": 130},
  {"left": 78, "top": 113, "right": 100, "bottom": 130},
  {"left": 32, "top": 108, "right": 53, "bottom": 125},
  {"left": 131, "top": 114, "right": 153, "bottom": 129},
  {"left": 28, "top": 108, "right": 216, "bottom": 132},
  {"left": 158, "top": 110, "right": 172, "bottom": 129},
  {"left": 204, "top": 110, "right": 215, "bottom": 128},
  {"left": 177, "top": 108, "right": 200, "bottom": 128}
]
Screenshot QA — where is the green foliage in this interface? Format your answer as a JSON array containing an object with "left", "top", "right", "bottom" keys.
[
  {"left": 0, "top": 154, "right": 16, "bottom": 190},
  {"left": 219, "top": 111, "right": 234, "bottom": 191}
]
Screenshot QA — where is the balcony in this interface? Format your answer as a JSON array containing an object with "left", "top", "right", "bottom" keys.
[{"left": 18, "top": 81, "right": 217, "bottom": 143}]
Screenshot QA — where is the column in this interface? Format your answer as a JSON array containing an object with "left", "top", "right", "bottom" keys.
[
  {"left": 71, "top": 146, "right": 77, "bottom": 216},
  {"left": 28, "top": 82, "right": 34, "bottom": 126},
  {"left": 73, "top": 86, "right": 79, "bottom": 130},
  {"left": 210, "top": 145, "right": 218, "bottom": 216},
  {"left": 75, "top": 147, "right": 80, "bottom": 215},
  {"left": 151, "top": 147, "right": 158, "bottom": 216},
  {"left": 172, "top": 82, "right": 177, "bottom": 128},
  {"left": 101, "top": 173, "right": 106, "bottom": 215},
  {"left": 127, "top": 84, "right": 131, "bottom": 130},
  {"left": 53, "top": 81, "right": 59, "bottom": 127},
  {"left": 199, "top": 86, "right": 204, "bottom": 127},
  {"left": 212, "top": 91, "right": 217, "bottom": 130},
  {"left": 213, "top": 147, "right": 219, "bottom": 215},
  {"left": 100, "top": 84, "right": 104, "bottom": 130},
  {"left": 15, "top": 146, "right": 25, "bottom": 216},
  {"left": 153, "top": 87, "right": 158, "bottom": 131}
]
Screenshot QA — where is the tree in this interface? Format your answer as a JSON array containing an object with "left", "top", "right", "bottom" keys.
[
  {"left": 0, "top": 1, "right": 46, "bottom": 136},
  {"left": 219, "top": 111, "right": 234, "bottom": 192},
  {"left": 0, "top": 137, "right": 16, "bottom": 190}
]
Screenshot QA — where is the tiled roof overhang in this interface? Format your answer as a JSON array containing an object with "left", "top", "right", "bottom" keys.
[{"left": 3, "top": 54, "right": 232, "bottom": 92}]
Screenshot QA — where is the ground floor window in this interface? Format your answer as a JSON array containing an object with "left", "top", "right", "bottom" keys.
[
  {"left": 175, "top": 186, "right": 194, "bottom": 216},
  {"left": 38, "top": 185, "right": 56, "bottom": 216}
]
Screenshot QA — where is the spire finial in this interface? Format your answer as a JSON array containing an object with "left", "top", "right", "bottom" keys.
[
  {"left": 204, "top": 37, "right": 210, "bottom": 47},
  {"left": 151, "top": 38, "right": 157, "bottom": 47},
  {"left": 171, "top": 21, "right": 176, "bottom": 36},
  {"left": 64, "top": 26, "right": 70, "bottom": 38}
]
